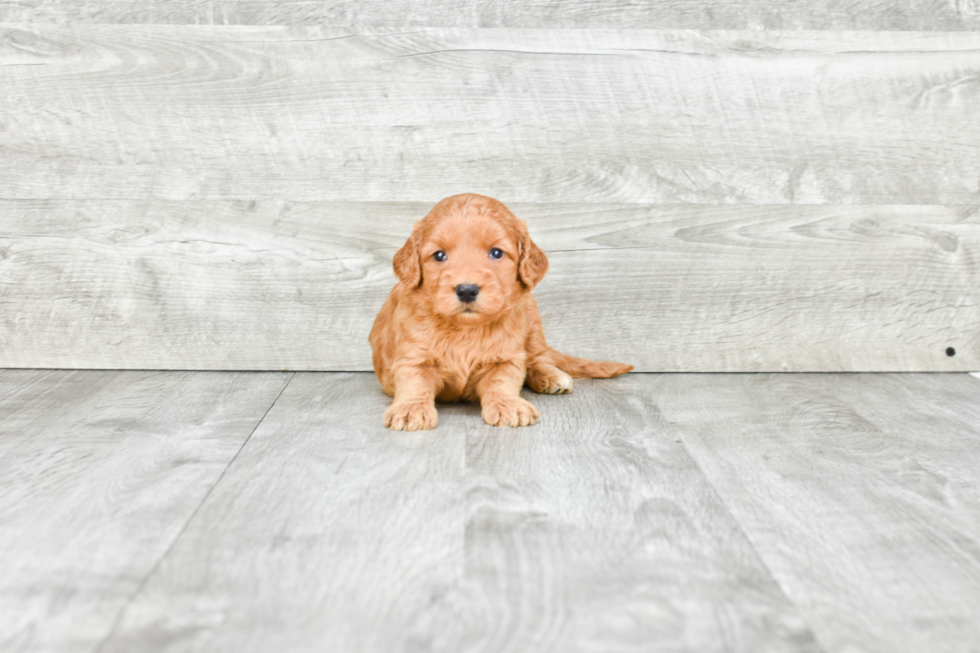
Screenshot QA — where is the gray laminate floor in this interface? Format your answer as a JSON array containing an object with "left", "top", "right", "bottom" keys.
[{"left": 1, "top": 370, "right": 979, "bottom": 653}]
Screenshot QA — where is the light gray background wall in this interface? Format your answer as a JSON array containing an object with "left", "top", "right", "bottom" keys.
[{"left": 1, "top": 4, "right": 978, "bottom": 371}]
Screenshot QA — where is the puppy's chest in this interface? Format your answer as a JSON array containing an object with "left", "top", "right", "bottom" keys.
[
  {"left": 433, "top": 330, "right": 518, "bottom": 369},
  {"left": 427, "top": 328, "right": 523, "bottom": 401}
]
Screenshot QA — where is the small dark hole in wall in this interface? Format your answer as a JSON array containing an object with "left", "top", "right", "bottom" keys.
[{"left": 946, "top": 347, "right": 956, "bottom": 357}]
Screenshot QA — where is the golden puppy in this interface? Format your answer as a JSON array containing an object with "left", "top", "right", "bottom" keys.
[{"left": 370, "top": 193, "right": 633, "bottom": 430}]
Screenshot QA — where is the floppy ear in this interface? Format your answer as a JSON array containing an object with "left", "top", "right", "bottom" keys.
[
  {"left": 517, "top": 219, "right": 549, "bottom": 290},
  {"left": 393, "top": 224, "right": 422, "bottom": 288}
]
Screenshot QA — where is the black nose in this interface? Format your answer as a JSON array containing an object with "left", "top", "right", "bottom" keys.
[{"left": 455, "top": 284, "right": 480, "bottom": 303}]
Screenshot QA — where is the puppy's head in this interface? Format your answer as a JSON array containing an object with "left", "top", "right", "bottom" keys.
[{"left": 393, "top": 193, "right": 548, "bottom": 324}]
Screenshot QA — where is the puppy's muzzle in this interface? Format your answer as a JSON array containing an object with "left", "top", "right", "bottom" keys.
[{"left": 455, "top": 284, "right": 480, "bottom": 303}]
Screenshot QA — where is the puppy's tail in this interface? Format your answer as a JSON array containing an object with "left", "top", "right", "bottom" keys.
[{"left": 546, "top": 347, "right": 634, "bottom": 379}]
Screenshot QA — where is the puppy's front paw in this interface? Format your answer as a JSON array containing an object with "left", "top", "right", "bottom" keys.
[
  {"left": 482, "top": 396, "right": 540, "bottom": 427},
  {"left": 384, "top": 401, "right": 438, "bottom": 431}
]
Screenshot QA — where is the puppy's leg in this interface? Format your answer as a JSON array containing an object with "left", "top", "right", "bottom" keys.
[
  {"left": 523, "top": 294, "right": 574, "bottom": 394},
  {"left": 384, "top": 365, "right": 440, "bottom": 431},
  {"left": 477, "top": 362, "right": 540, "bottom": 427}
]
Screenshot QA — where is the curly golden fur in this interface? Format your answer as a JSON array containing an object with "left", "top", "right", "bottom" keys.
[{"left": 370, "top": 193, "right": 633, "bottom": 430}]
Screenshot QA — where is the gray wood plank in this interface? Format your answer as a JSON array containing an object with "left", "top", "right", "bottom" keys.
[
  {"left": 98, "top": 372, "right": 820, "bottom": 653},
  {"left": 457, "top": 375, "right": 820, "bottom": 652},
  {"left": 5, "top": 0, "right": 980, "bottom": 30},
  {"left": 653, "top": 373, "right": 980, "bottom": 653},
  {"left": 2, "top": 27, "right": 980, "bottom": 204},
  {"left": 1, "top": 201, "right": 976, "bottom": 371},
  {"left": 94, "top": 372, "right": 469, "bottom": 653},
  {"left": 0, "top": 369, "right": 291, "bottom": 653}
]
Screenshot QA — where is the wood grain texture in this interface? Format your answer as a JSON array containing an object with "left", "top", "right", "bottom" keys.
[
  {"left": 2, "top": 26, "right": 980, "bottom": 204},
  {"left": 0, "top": 369, "right": 290, "bottom": 653},
  {"left": 653, "top": 372, "right": 980, "bottom": 653},
  {"left": 1, "top": 201, "right": 976, "bottom": 371},
  {"left": 94, "top": 372, "right": 467, "bottom": 653},
  {"left": 4, "top": 0, "right": 980, "bottom": 30},
  {"left": 97, "top": 372, "right": 820, "bottom": 653},
  {"left": 456, "top": 375, "right": 819, "bottom": 652}
]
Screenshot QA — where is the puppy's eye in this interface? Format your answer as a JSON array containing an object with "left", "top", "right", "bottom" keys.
[
  {"left": 433, "top": 250, "right": 447, "bottom": 262},
  {"left": 489, "top": 248, "right": 503, "bottom": 259}
]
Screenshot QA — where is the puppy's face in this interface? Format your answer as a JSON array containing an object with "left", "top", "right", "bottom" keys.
[
  {"left": 393, "top": 194, "right": 548, "bottom": 325},
  {"left": 420, "top": 212, "right": 520, "bottom": 324}
]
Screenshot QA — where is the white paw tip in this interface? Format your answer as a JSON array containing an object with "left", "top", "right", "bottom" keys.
[{"left": 553, "top": 372, "right": 573, "bottom": 394}]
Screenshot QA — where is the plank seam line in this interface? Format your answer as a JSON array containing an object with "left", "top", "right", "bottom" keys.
[
  {"left": 218, "top": 30, "right": 428, "bottom": 43},
  {"left": 397, "top": 48, "right": 625, "bottom": 58},
  {"left": 663, "top": 418, "right": 832, "bottom": 653},
  {"left": 91, "top": 371, "right": 296, "bottom": 653}
]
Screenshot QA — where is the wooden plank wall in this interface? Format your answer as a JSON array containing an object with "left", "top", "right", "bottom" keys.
[
  {"left": 6, "top": 1, "right": 980, "bottom": 29},
  {"left": 1, "top": 7, "right": 978, "bottom": 371}
]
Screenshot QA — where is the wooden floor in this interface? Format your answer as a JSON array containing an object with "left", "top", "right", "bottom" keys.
[{"left": 1, "top": 370, "right": 979, "bottom": 652}]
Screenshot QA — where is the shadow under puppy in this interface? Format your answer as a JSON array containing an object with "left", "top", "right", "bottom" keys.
[{"left": 370, "top": 193, "right": 633, "bottom": 430}]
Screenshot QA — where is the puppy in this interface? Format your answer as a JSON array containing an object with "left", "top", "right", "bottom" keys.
[{"left": 370, "top": 193, "right": 633, "bottom": 431}]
